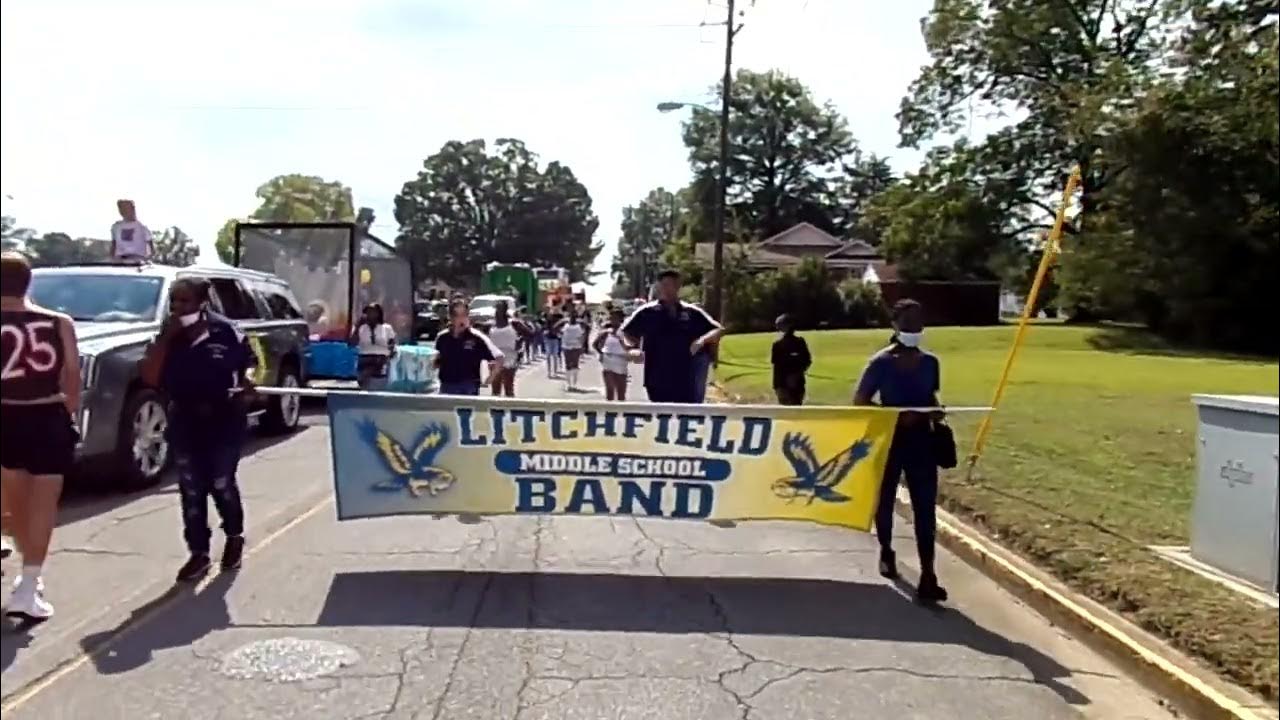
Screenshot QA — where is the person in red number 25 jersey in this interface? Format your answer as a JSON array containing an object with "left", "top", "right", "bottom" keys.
[{"left": 0, "top": 252, "right": 82, "bottom": 622}]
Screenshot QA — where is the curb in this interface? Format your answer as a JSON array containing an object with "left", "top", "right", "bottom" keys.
[
  {"left": 700, "top": 381, "right": 1272, "bottom": 719},
  {"left": 898, "top": 497, "right": 1277, "bottom": 720}
]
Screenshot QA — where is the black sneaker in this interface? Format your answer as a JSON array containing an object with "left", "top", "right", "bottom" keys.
[
  {"left": 176, "top": 554, "right": 211, "bottom": 582},
  {"left": 221, "top": 536, "right": 245, "bottom": 571},
  {"left": 916, "top": 573, "right": 949, "bottom": 605},
  {"left": 878, "top": 548, "right": 898, "bottom": 579}
]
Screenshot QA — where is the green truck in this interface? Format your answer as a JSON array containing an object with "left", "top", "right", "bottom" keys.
[{"left": 481, "top": 262, "right": 539, "bottom": 311}]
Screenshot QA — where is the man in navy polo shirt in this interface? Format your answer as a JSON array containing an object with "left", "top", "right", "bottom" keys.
[
  {"left": 620, "top": 269, "right": 723, "bottom": 404},
  {"left": 433, "top": 299, "right": 503, "bottom": 395},
  {"left": 140, "top": 277, "right": 256, "bottom": 582}
]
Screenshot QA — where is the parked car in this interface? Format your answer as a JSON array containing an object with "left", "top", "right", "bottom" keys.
[
  {"left": 468, "top": 293, "right": 519, "bottom": 332},
  {"left": 29, "top": 262, "right": 311, "bottom": 490},
  {"left": 413, "top": 300, "right": 447, "bottom": 341}
]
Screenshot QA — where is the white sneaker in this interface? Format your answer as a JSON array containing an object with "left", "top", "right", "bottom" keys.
[
  {"left": 13, "top": 575, "right": 45, "bottom": 593},
  {"left": 5, "top": 581, "right": 54, "bottom": 621}
]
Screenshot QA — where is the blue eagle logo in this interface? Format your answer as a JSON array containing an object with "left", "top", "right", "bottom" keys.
[
  {"left": 357, "top": 419, "right": 456, "bottom": 498},
  {"left": 771, "top": 432, "right": 873, "bottom": 504}
]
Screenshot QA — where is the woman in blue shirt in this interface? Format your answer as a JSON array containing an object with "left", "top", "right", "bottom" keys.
[
  {"left": 141, "top": 278, "right": 256, "bottom": 582},
  {"left": 853, "top": 298, "right": 947, "bottom": 605}
]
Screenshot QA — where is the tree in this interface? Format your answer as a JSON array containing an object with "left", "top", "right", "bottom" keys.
[
  {"left": 830, "top": 153, "right": 898, "bottom": 244},
  {"left": 1057, "top": 0, "right": 1278, "bottom": 350},
  {"left": 682, "top": 69, "right": 858, "bottom": 241},
  {"left": 613, "top": 187, "right": 680, "bottom": 294},
  {"left": 898, "top": 0, "right": 1176, "bottom": 232},
  {"left": 864, "top": 177, "right": 1014, "bottom": 282},
  {"left": 24, "top": 232, "right": 109, "bottom": 267},
  {"left": 394, "top": 138, "right": 601, "bottom": 286},
  {"left": 2, "top": 215, "right": 35, "bottom": 252},
  {"left": 215, "top": 174, "right": 356, "bottom": 263},
  {"left": 151, "top": 226, "right": 199, "bottom": 267}
]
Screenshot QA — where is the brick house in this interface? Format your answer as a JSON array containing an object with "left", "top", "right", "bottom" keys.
[{"left": 694, "top": 222, "right": 882, "bottom": 279}]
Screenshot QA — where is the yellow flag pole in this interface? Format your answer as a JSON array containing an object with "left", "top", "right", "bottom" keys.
[{"left": 965, "top": 167, "right": 1082, "bottom": 479}]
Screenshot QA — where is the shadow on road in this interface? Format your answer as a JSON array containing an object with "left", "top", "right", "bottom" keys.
[
  {"left": 301, "top": 569, "right": 1090, "bottom": 706},
  {"left": 74, "top": 572, "right": 237, "bottom": 675},
  {"left": 56, "top": 402, "right": 328, "bottom": 528}
]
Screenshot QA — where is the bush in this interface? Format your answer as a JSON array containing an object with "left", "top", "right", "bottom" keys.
[
  {"left": 719, "top": 260, "right": 887, "bottom": 333},
  {"left": 837, "top": 279, "right": 888, "bottom": 328}
]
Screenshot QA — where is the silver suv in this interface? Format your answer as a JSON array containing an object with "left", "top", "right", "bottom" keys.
[{"left": 30, "top": 262, "right": 311, "bottom": 490}]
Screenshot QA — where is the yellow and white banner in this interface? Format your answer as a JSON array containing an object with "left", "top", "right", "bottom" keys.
[{"left": 327, "top": 392, "right": 913, "bottom": 531}]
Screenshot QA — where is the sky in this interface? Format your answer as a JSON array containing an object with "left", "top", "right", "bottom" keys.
[{"left": 0, "top": 0, "right": 983, "bottom": 278}]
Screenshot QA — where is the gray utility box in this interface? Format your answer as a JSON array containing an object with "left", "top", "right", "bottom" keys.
[{"left": 1189, "top": 394, "right": 1279, "bottom": 593}]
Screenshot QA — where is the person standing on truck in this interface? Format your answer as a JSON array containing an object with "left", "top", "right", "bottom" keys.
[
  {"left": 110, "top": 199, "right": 153, "bottom": 262},
  {"left": 1, "top": 252, "right": 81, "bottom": 621},
  {"left": 140, "top": 277, "right": 257, "bottom": 582}
]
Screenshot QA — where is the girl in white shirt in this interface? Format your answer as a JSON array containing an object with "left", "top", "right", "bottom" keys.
[
  {"left": 593, "top": 307, "right": 631, "bottom": 401},
  {"left": 486, "top": 302, "right": 523, "bottom": 397},
  {"left": 352, "top": 303, "right": 396, "bottom": 390},
  {"left": 558, "top": 312, "right": 587, "bottom": 391}
]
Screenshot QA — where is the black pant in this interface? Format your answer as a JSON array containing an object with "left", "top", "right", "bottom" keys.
[
  {"left": 173, "top": 425, "right": 246, "bottom": 555},
  {"left": 774, "top": 386, "right": 805, "bottom": 406},
  {"left": 874, "top": 432, "right": 938, "bottom": 573},
  {"left": 645, "top": 384, "right": 694, "bottom": 404}
]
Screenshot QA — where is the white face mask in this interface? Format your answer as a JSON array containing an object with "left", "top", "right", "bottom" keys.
[
  {"left": 178, "top": 311, "right": 202, "bottom": 327},
  {"left": 896, "top": 330, "right": 923, "bottom": 348}
]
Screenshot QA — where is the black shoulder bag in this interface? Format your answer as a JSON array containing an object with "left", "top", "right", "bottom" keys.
[{"left": 932, "top": 420, "right": 958, "bottom": 469}]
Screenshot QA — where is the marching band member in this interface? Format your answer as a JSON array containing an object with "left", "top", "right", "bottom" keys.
[
  {"left": 594, "top": 307, "right": 631, "bottom": 401},
  {"left": 1, "top": 252, "right": 80, "bottom": 620},
  {"left": 352, "top": 303, "right": 396, "bottom": 391},
  {"left": 486, "top": 301, "right": 523, "bottom": 397}
]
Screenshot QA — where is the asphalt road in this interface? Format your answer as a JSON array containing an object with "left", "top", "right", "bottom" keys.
[{"left": 1, "top": 353, "right": 1177, "bottom": 719}]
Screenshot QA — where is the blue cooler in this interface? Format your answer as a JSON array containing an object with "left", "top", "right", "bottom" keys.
[{"left": 307, "top": 340, "right": 358, "bottom": 380}]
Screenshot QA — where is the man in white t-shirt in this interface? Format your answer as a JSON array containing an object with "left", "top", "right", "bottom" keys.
[{"left": 110, "top": 199, "right": 153, "bottom": 261}]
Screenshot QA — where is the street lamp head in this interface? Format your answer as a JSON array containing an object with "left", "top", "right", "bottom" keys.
[{"left": 655, "top": 102, "right": 686, "bottom": 113}]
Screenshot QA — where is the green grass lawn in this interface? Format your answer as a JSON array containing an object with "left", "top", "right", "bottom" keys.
[{"left": 716, "top": 323, "right": 1280, "bottom": 701}]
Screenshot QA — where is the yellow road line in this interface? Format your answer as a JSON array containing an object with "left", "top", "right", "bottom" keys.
[
  {"left": 930, "top": 509, "right": 1268, "bottom": 720},
  {"left": 1, "top": 496, "right": 333, "bottom": 713}
]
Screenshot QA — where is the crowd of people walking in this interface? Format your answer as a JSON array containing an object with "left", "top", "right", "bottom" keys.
[{"left": 2, "top": 254, "right": 956, "bottom": 627}]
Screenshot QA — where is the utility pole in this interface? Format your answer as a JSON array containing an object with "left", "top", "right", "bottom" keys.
[{"left": 708, "top": 0, "right": 735, "bottom": 321}]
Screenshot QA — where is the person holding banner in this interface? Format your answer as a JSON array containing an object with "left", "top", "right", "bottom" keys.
[
  {"left": 620, "top": 269, "right": 723, "bottom": 404},
  {"left": 140, "top": 278, "right": 256, "bottom": 582},
  {"left": 853, "top": 298, "right": 948, "bottom": 605},
  {"left": 433, "top": 299, "right": 503, "bottom": 396}
]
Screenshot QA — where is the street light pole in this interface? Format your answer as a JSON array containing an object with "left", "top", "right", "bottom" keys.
[{"left": 709, "top": 0, "right": 735, "bottom": 321}]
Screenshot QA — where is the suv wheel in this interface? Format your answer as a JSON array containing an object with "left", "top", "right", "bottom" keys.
[
  {"left": 261, "top": 365, "right": 302, "bottom": 434},
  {"left": 116, "top": 388, "right": 170, "bottom": 489}
]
